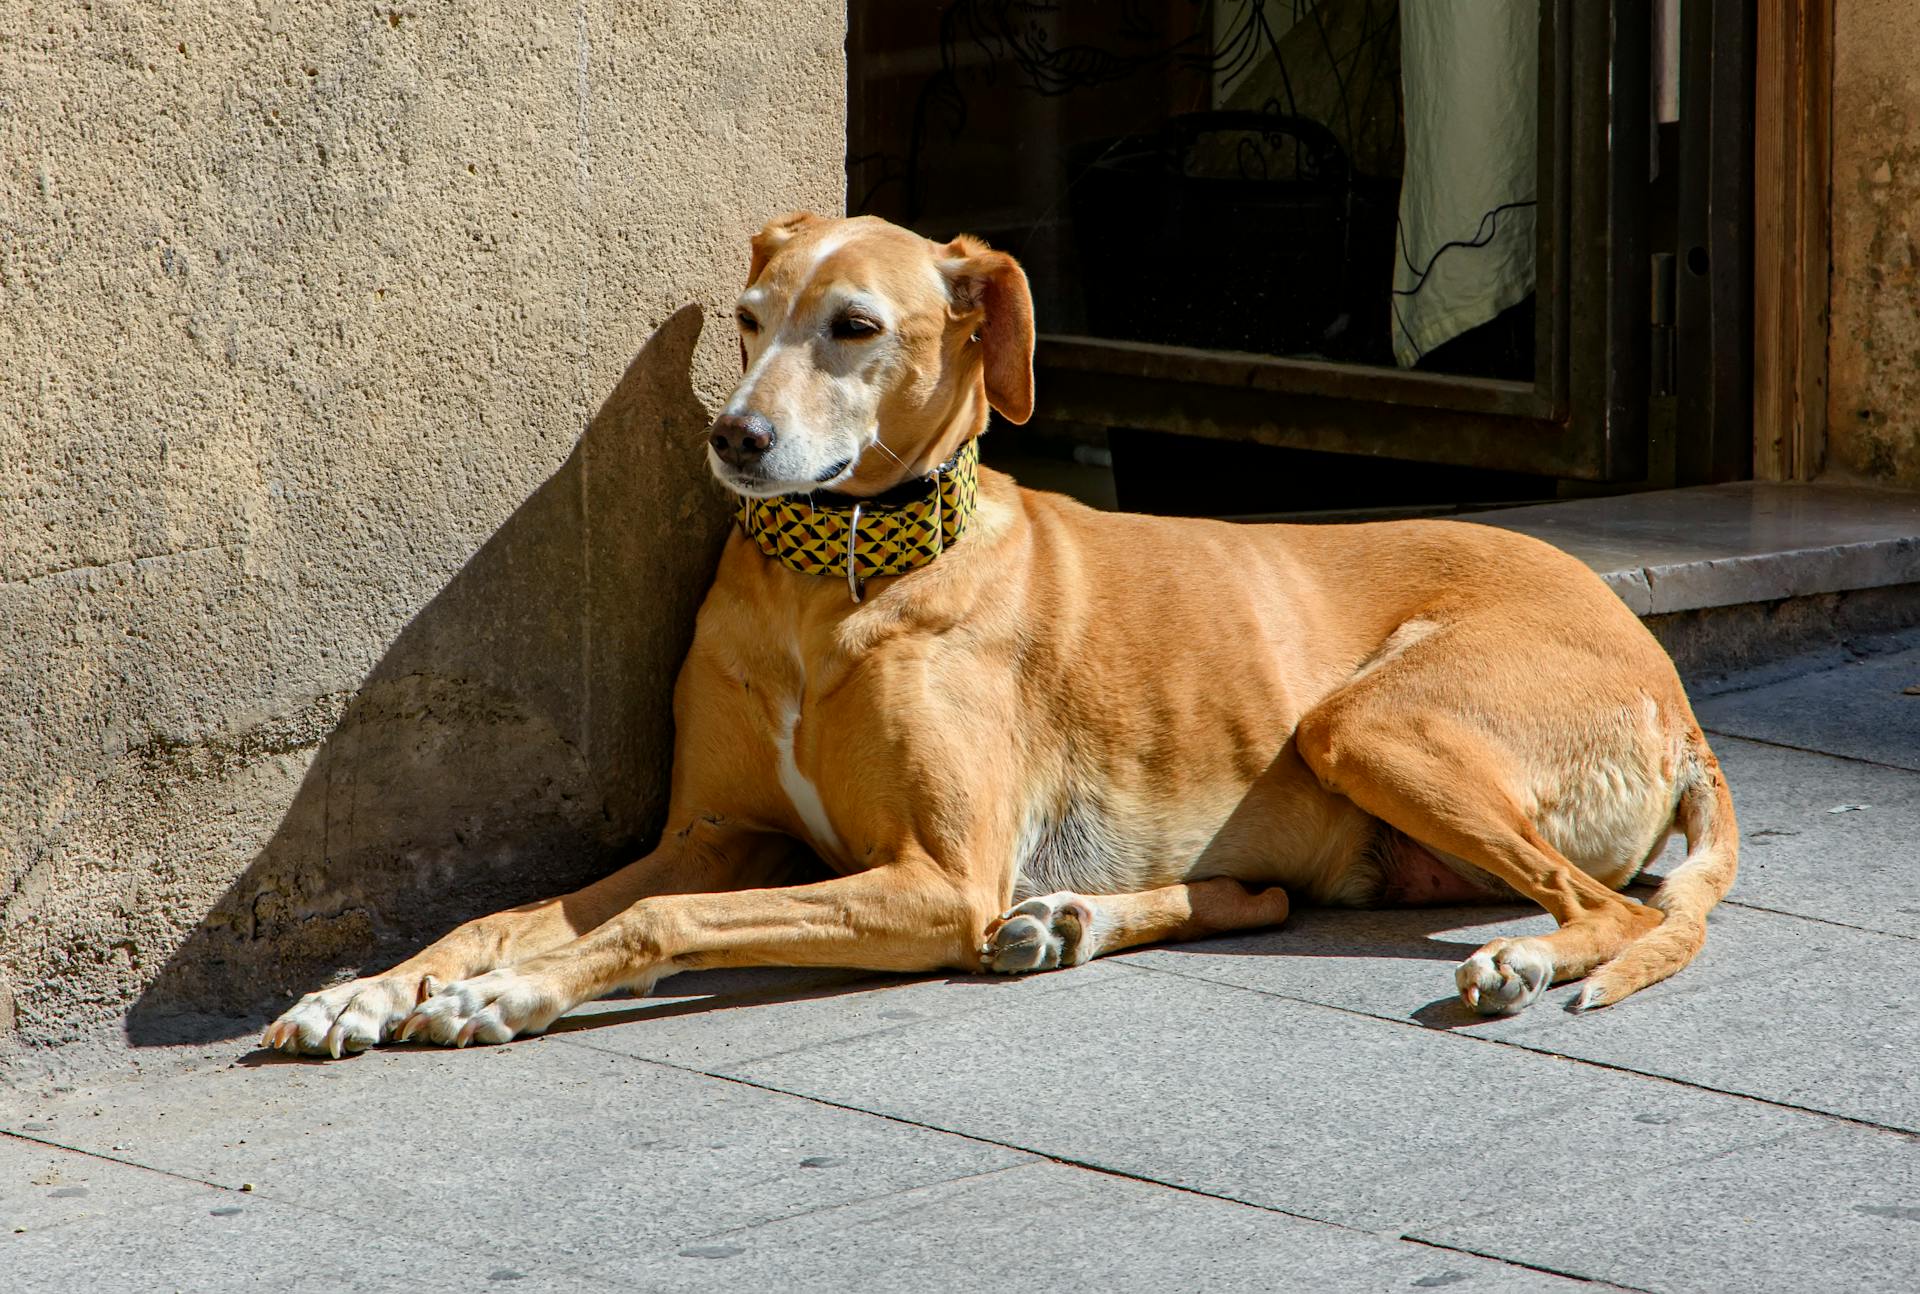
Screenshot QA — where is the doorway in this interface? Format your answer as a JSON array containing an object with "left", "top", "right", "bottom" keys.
[{"left": 847, "top": 1, "right": 1754, "bottom": 516}]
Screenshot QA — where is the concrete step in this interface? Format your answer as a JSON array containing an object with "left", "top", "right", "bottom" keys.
[
  {"left": 1474, "top": 483, "right": 1920, "bottom": 692},
  {"left": 1475, "top": 481, "right": 1920, "bottom": 615}
]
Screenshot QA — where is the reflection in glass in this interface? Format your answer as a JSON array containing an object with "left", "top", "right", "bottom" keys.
[{"left": 847, "top": 0, "right": 1541, "bottom": 381}]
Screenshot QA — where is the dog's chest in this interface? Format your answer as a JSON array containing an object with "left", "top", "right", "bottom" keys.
[
  {"left": 720, "top": 633, "right": 848, "bottom": 857},
  {"left": 771, "top": 697, "right": 843, "bottom": 854},
  {"left": 1010, "top": 797, "right": 1149, "bottom": 901}
]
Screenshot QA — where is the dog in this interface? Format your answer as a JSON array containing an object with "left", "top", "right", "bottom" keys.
[{"left": 263, "top": 212, "right": 1737, "bottom": 1057}]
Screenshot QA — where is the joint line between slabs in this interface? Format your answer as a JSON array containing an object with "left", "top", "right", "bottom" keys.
[
  {"left": 1400, "top": 1236, "right": 1655, "bottom": 1293},
  {"left": 1714, "top": 898, "right": 1920, "bottom": 943},
  {"left": 0, "top": 1128, "right": 518, "bottom": 1255},
  {"left": 1122, "top": 961, "right": 1920, "bottom": 1140},
  {"left": 0, "top": 1128, "right": 235, "bottom": 1191},
  {"left": 1704, "top": 727, "right": 1920, "bottom": 776}
]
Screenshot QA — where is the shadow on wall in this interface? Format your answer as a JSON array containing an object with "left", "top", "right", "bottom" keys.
[{"left": 127, "top": 306, "right": 727, "bottom": 1045}]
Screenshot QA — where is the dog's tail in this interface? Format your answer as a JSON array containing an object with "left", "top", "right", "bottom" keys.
[{"left": 1577, "top": 733, "right": 1739, "bottom": 1010}]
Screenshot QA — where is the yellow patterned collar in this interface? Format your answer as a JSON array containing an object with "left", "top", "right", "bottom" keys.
[{"left": 737, "top": 439, "right": 980, "bottom": 602}]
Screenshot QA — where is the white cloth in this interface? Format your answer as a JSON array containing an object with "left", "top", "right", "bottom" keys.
[
  {"left": 1391, "top": 1, "right": 1539, "bottom": 367},
  {"left": 1656, "top": 0, "right": 1682, "bottom": 125}
]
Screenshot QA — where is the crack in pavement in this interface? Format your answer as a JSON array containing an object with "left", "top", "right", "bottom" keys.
[{"left": 667, "top": 1161, "right": 1036, "bottom": 1246}]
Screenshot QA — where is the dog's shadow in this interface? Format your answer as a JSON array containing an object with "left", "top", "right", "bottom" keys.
[
  {"left": 1143, "top": 901, "right": 1541, "bottom": 1031},
  {"left": 231, "top": 899, "right": 1573, "bottom": 1065},
  {"left": 129, "top": 305, "right": 732, "bottom": 1047},
  {"left": 1156, "top": 880, "right": 1669, "bottom": 1032}
]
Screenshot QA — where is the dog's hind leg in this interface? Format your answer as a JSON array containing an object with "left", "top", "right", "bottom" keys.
[
  {"left": 1293, "top": 657, "right": 1669, "bottom": 1016},
  {"left": 979, "top": 879, "right": 1292, "bottom": 973},
  {"left": 261, "top": 817, "right": 795, "bottom": 1056}
]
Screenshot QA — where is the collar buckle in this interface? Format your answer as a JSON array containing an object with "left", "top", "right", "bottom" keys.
[{"left": 845, "top": 501, "right": 865, "bottom": 603}]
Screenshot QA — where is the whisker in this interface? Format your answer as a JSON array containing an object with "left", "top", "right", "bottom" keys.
[{"left": 871, "top": 435, "right": 906, "bottom": 468}]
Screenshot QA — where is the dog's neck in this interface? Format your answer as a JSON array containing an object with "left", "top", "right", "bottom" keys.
[
  {"left": 841, "top": 379, "right": 988, "bottom": 497},
  {"left": 735, "top": 437, "right": 979, "bottom": 603}
]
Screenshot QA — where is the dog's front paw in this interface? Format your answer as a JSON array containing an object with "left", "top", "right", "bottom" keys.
[
  {"left": 261, "top": 974, "right": 428, "bottom": 1058},
  {"left": 397, "top": 968, "right": 569, "bottom": 1047},
  {"left": 980, "top": 893, "right": 1106, "bottom": 974},
  {"left": 1456, "top": 938, "right": 1554, "bottom": 1015}
]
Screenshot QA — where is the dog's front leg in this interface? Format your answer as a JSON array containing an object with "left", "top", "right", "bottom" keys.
[
  {"left": 262, "top": 817, "right": 794, "bottom": 1056},
  {"left": 398, "top": 854, "right": 997, "bottom": 1047}
]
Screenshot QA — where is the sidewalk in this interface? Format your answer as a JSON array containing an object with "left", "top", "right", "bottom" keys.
[{"left": 5, "top": 646, "right": 1917, "bottom": 1293}]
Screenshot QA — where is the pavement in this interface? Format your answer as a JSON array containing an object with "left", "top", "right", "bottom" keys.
[{"left": 4, "top": 645, "right": 1918, "bottom": 1293}]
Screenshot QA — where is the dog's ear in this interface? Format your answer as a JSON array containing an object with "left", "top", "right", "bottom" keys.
[
  {"left": 740, "top": 212, "right": 825, "bottom": 369},
  {"left": 747, "top": 211, "right": 824, "bottom": 287},
  {"left": 941, "top": 237, "right": 1035, "bottom": 425}
]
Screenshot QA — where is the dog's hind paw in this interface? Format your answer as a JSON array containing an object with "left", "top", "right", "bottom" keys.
[
  {"left": 1455, "top": 938, "right": 1554, "bottom": 1016},
  {"left": 979, "top": 893, "right": 1105, "bottom": 974},
  {"left": 260, "top": 975, "right": 428, "bottom": 1058}
]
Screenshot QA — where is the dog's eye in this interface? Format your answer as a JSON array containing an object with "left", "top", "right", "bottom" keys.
[
  {"left": 830, "top": 314, "right": 882, "bottom": 341},
  {"left": 736, "top": 310, "right": 760, "bottom": 333}
]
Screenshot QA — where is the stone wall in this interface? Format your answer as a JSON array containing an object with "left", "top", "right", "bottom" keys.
[
  {"left": 0, "top": 2, "right": 844, "bottom": 1052},
  {"left": 1828, "top": 0, "right": 1920, "bottom": 486}
]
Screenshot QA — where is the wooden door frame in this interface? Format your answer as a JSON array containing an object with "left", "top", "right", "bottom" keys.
[{"left": 1753, "top": 0, "right": 1833, "bottom": 481}]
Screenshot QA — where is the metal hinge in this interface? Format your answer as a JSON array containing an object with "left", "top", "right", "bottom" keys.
[{"left": 1650, "top": 251, "right": 1677, "bottom": 397}]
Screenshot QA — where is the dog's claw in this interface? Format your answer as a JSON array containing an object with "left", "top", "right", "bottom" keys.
[
  {"left": 1572, "top": 979, "right": 1610, "bottom": 1012},
  {"left": 259, "top": 974, "right": 429, "bottom": 1058}
]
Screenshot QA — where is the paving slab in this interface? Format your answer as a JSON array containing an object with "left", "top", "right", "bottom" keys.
[
  {"left": 1, "top": 1039, "right": 1032, "bottom": 1276},
  {"left": 727, "top": 970, "right": 1841, "bottom": 1242},
  {"left": 5, "top": 636, "right": 1914, "bottom": 1291},
  {"left": 1489, "top": 912, "right": 1919, "bottom": 1131},
  {"left": 1125, "top": 901, "right": 1919, "bottom": 1131},
  {"left": 6, "top": 1179, "right": 608, "bottom": 1294},
  {"left": 590, "top": 1158, "right": 1591, "bottom": 1294},
  {"left": 1694, "top": 736, "right": 1920, "bottom": 939},
  {"left": 1697, "top": 645, "right": 1920, "bottom": 771},
  {"left": 1416, "top": 1120, "right": 1920, "bottom": 1294}
]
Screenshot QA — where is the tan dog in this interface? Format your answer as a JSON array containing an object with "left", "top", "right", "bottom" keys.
[{"left": 263, "top": 212, "right": 1737, "bottom": 1057}]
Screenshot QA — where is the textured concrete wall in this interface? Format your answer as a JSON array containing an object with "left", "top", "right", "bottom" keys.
[
  {"left": 1829, "top": 0, "right": 1920, "bottom": 486},
  {"left": 0, "top": 2, "right": 843, "bottom": 1052}
]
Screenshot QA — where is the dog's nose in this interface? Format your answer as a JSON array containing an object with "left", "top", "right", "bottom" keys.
[{"left": 710, "top": 412, "right": 776, "bottom": 467}]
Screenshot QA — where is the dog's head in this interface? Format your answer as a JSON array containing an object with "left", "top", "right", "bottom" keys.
[{"left": 707, "top": 212, "right": 1034, "bottom": 498}]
